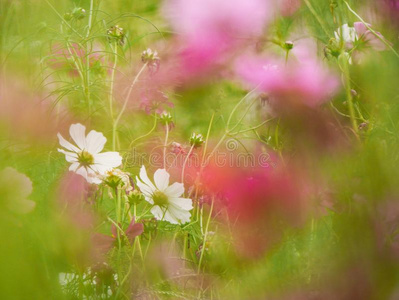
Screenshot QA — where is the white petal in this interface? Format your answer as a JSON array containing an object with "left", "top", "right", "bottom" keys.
[
  {"left": 90, "top": 164, "right": 112, "bottom": 175},
  {"left": 93, "top": 152, "right": 122, "bottom": 169},
  {"left": 85, "top": 130, "right": 107, "bottom": 154},
  {"left": 163, "top": 209, "right": 180, "bottom": 224},
  {"left": 75, "top": 166, "right": 88, "bottom": 180},
  {"left": 69, "top": 123, "right": 87, "bottom": 150},
  {"left": 69, "top": 162, "right": 80, "bottom": 172},
  {"left": 169, "top": 197, "right": 193, "bottom": 211},
  {"left": 150, "top": 205, "right": 165, "bottom": 220},
  {"left": 168, "top": 204, "right": 191, "bottom": 224},
  {"left": 58, "top": 149, "right": 78, "bottom": 163},
  {"left": 57, "top": 133, "right": 80, "bottom": 152},
  {"left": 139, "top": 165, "right": 156, "bottom": 190},
  {"left": 164, "top": 182, "right": 184, "bottom": 198},
  {"left": 136, "top": 177, "right": 156, "bottom": 198},
  {"left": 153, "top": 169, "right": 170, "bottom": 191}
]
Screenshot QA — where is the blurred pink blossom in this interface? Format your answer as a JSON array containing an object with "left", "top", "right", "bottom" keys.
[
  {"left": 236, "top": 55, "right": 339, "bottom": 107},
  {"left": 163, "top": 0, "right": 272, "bottom": 77},
  {"left": 202, "top": 163, "right": 309, "bottom": 258},
  {"left": 275, "top": 0, "right": 302, "bottom": 16},
  {"left": 353, "top": 22, "right": 386, "bottom": 52}
]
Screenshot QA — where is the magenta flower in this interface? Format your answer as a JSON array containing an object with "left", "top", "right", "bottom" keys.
[
  {"left": 163, "top": 0, "right": 271, "bottom": 75},
  {"left": 236, "top": 56, "right": 339, "bottom": 108}
]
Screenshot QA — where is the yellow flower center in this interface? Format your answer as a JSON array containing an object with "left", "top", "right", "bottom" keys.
[
  {"left": 152, "top": 190, "right": 169, "bottom": 207},
  {"left": 77, "top": 150, "right": 94, "bottom": 167}
]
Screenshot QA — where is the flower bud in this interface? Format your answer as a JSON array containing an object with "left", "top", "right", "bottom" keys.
[
  {"left": 102, "top": 169, "right": 132, "bottom": 190},
  {"left": 72, "top": 7, "right": 86, "bottom": 20},
  {"left": 128, "top": 190, "right": 144, "bottom": 205},
  {"left": 141, "top": 48, "right": 160, "bottom": 64},
  {"left": 189, "top": 133, "right": 204, "bottom": 148},
  {"left": 107, "top": 25, "right": 125, "bottom": 46},
  {"left": 284, "top": 41, "right": 294, "bottom": 51},
  {"left": 171, "top": 142, "right": 185, "bottom": 155},
  {"left": 159, "top": 111, "right": 173, "bottom": 125},
  {"left": 141, "top": 48, "right": 160, "bottom": 73}
]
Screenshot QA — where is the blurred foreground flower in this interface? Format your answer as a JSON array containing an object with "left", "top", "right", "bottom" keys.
[
  {"left": 203, "top": 165, "right": 308, "bottom": 258},
  {"left": 163, "top": 0, "right": 271, "bottom": 77},
  {"left": 236, "top": 56, "right": 339, "bottom": 108},
  {"left": 136, "top": 166, "right": 193, "bottom": 224},
  {"left": 57, "top": 123, "right": 122, "bottom": 184},
  {"left": 0, "top": 167, "right": 35, "bottom": 214}
]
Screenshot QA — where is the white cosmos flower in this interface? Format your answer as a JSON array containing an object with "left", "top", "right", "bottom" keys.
[
  {"left": 136, "top": 165, "right": 193, "bottom": 224},
  {"left": 57, "top": 123, "right": 122, "bottom": 184},
  {"left": 334, "top": 24, "right": 358, "bottom": 46}
]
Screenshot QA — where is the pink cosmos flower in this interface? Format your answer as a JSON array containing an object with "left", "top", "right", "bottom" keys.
[
  {"left": 236, "top": 55, "right": 339, "bottom": 108},
  {"left": 353, "top": 22, "right": 386, "bottom": 52},
  {"left": 163, "top": 0, "right": 271, "bottom": 76}
]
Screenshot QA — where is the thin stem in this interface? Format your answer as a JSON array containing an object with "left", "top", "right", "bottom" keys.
[
  {"left": 342, "top": 58, "right": 359, "bottom": 134},
  {"left": 181, "top": 144, "right": 195, "bottom": 183},
  {"left": 197, "top": 197, "right": 214, "bottom": 274},
  {"left": 303, "top": 0, "right": 330, "bottom": 38},
  {"left": 86, "top": 0, "right": 95, "bottom": 38},
  {"left": 109, "top": 42, "right": 118, "bottom": 150},
  {"left": 229, "top": 96, "right": 258, "bottom": 133},
  {"left": 129, "top": 113, "right": 158, "bottom": 148},
  {"left": 163, "top": 123, "right": 169, "bottom": 169},
  {"left": 232, "top": 118, "right": 275, "bottom": 135},
  {"left": 114, "top": 63, "right": 148, "bottom": 131},
  {"left": 201, "top": 112, "right": 215, "bottom": 166},
  {"left": 226, "top": 88, "right": 257, "bottom": 131},
  {"left": 44, "top": 0, "right": 83, "bottom": 38}
]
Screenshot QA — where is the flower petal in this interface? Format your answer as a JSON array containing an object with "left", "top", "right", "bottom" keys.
[
  {"left": 354, "top": 22, "right": 369, "bottom": 37},
  {"left": 153, "top": 169, "right": 170, "bottom": 191},
  {"left": 163, "top": 209, "right": 180, "bottom": 224},
  {"left": 168, "top": 204, "right": 191, "bottom": 224},
  {"left": 75, "top": 166, "right": 88, "bottom": 180},
  {"left": 58, "top": 149, "right": 78, "bottom": 163},
  {"left": 139, "top": 165, "right": 156, "bottom": 190},
  {"left": 93, "top": 152, "right": 122, "bottom": 169},
  {"left": 85, "top": 130, "right": 107, "bottom": 154},
  {"left": 69, "top": 123, "right": 87, "bottom": 150},
  {"left": 150, "top": 205, "right": 165, "bottom": 220},
  {"left": 164, "top": 182, "right": 184, "bottom": 198},
  {"left": 136, "top": 177, "right": 156, "bottom": 199},
  {"left": 69, "top": 162, "right": 80, "bottom": 172},
  {"left": 57, "top": 133, "right": 80, "bottom": 152},
  {"left": 169, "top": 197, "right": 193, "bottom": 210}
]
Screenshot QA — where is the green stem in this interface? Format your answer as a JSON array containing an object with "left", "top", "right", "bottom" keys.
[
  {"left": 109, "top": 42, "right": 118, "bottom": 149},
  {"left": 113, "top": 63, "right": 148, "bottom": 150},
  {"left": 303, "top": 0, "right": 330, "bottom": 38},
  {"left": 342, "top": 58, "right": 358, "bottom": 134},
  {"left": 44, "top": 0, "right": 83, "bottom": 38},
  {"left": 181, "top": 144, "right": 195, "bottom": 183},
  {"left": 129, "top": 113, "right": 158, "bottom": 148},
  {"left": 197, "top": 198, "right": 214, "bottom": 274},
  {"left": 163, "top": 122, "right": 169, "bottom": 169}
]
